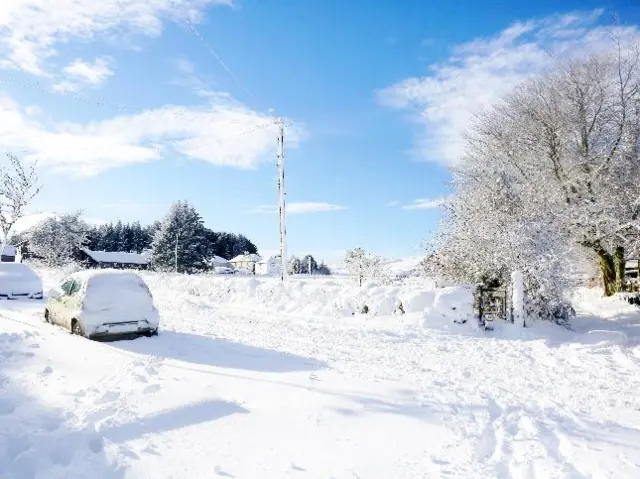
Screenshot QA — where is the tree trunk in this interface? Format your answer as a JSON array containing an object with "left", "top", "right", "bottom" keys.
[
  {"left": 595, "top": 247, "right": 616, "bottom": 296},
  {"left": 614, "top": 246, "right": 625, "bottom": 293}
]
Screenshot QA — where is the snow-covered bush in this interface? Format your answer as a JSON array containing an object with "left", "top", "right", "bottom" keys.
[{"left": 344, "top": 248, "right": 385, "bottom": 286}]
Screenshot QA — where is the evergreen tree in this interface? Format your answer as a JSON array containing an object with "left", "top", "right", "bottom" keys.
[
  {"left": 316, "top": 262, "right": 331, "bottom": 275},
  {"left": 289, "top": 256, "right": 303, "bottom": 274},
  {"left": 301, "top": 255, "right": 318, "bottom": 274},
  {"left": 151, "top": 201, "right": 209, "bottom": 273}
]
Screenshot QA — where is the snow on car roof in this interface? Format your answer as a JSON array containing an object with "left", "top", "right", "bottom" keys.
[
  {"left": 0, "top": 262, "right": 38, "bottom": 279},
  {"left": 69, "top": 269, "right": 145, "bottom": 285}
]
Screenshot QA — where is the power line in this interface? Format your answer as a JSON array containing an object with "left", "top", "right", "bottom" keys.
[{"left": 183, "top": 15, "right": 261, "bottom": 106}]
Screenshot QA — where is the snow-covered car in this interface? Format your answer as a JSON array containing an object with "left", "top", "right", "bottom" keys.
[
  {"left": 45, "top": 270, "right": 160, "bottom": 340},
  {"left": 215, "top": 266, "right": 235, "bottom": 275},
  {"left": 0, "top": 263, "right": 43, "bottom": 299}
]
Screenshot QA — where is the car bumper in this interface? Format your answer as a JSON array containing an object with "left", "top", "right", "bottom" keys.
[
  {"left": 89, "top": 320, "right": 157, "bottom": 340},
  {"left": 0, "top": 292, "right": 43, "bottom": 300}
]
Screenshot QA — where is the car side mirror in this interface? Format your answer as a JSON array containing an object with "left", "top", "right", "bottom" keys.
[{"left": 47, "top": 289, "right": 62, "bottom": 299}]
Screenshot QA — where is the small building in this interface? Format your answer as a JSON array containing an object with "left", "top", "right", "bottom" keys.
[
  {"left": 255, "top": 256, "right": 282, "bottom": 276},
  {"left": 230, "top": 253, "right": 262, "bottom": 274},
  {"left": 1, "top": 245, "right": 16, "bottom": 262},
  {"left": 209, "top": 255, "right": 233, "bottom": 269},
  {"left": 79, "top": 248, "right": 150, "bottom": 270}
]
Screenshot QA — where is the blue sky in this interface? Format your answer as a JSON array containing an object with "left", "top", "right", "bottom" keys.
[{"left": 1, "top": 1, "right": 639, "bottom": 262}]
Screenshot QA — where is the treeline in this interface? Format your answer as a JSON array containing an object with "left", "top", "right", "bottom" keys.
[
  {"left": 17, "top": 201, "right": 259, "bottom": 270},
  {"left": 83, "top": 220, "right": 257, "bottom": 261},
  {"left": 289, "top": 254, "right": 331, "bottom": 275}
]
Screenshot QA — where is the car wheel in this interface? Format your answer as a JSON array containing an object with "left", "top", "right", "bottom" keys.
[
  {"left": 145, "top": 329, "right": 158, "bottom": 337},
  {"left": 71, "top": 319, "right": 84, "bottom": 337},
  {"left": 44, "top": 309, "right": 50, "bottom": 323}
]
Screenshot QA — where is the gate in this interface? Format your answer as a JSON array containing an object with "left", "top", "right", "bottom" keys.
[{"left": 475, "top": 283, "right": 513, "bottom": 327}]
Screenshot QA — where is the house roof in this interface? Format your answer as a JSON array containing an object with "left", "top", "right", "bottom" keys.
[
  {"left": 82, "top": 248, "right": 150, "bottom": 265},
  {"left": 230, "top": 253, "right": 262, "bottom": 263},
  {"left": 257, "top": 256, "right": 280, "bottom": 265},
  {"left": 209, "top": 255, "right": 232, "bottom": 264},
  {"left": 1, "top": 245, "right": 16, "bottom": 256}
]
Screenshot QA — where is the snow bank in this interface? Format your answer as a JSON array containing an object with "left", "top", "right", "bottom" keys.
[
  {"left": 145, "top": 274, "right": 438, "bottom": 318},
  {"left": 424, "top": 286, "right": 475, "bottom": 326},
  {"left": 38, "top": 268, "right": 465, "bottom": 321}
]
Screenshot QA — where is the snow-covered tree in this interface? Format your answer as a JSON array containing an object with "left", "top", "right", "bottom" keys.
[
  {"left": 300, "top": 255, "right": 318, "bottom": 274},
  {"left": 27, "top": 212, "right": 89, "bottom": 267},
  {"left": 151, "top": 201, "right": 209, "bottom": 273},
  {"left": 344, "top": 248, "right": 383, "bottom": 286},
  {"left": 316, "top": 262, "right": 332, "bottom": 275},
  {"left": 427, "top": 42, "right": 640, "bottom": 322},
  {"left": 0, "top": 154, "right": 42, "bottom": 243},
  {"left": 288, "top": 256, "right": 303, "bottom": 275}
]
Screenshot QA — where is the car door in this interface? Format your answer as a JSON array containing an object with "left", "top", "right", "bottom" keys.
[
  {"left": 48, "top": 280, "right": 73, "bottom": 326},
  {"left": 51, "top": 279, "right": 82, "bottom": 329}
]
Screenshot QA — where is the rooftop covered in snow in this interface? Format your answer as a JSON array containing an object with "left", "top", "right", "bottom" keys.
[{"left": 81, "top": 248, "right": 150, "bottom": 265}]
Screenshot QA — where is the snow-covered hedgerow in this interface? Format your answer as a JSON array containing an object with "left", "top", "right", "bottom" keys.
[{"left": 37, "top": 267, "right": 473, "bottom": 322}]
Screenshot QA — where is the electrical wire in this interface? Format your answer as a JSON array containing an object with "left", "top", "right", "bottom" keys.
[{"left": 182, "top": 13, "right": 261, "bottom": 106}]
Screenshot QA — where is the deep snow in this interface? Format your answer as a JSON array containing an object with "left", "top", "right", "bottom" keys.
[{"left": 1, "top": 270, "right": 640, "bottom": 478}]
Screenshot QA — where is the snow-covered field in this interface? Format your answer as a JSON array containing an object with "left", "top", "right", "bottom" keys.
[{"left": 1, "top": 270, "right": 640, "bottom": 478}]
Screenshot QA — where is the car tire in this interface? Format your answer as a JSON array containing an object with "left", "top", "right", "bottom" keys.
[
  {"left": 145, "top": 329, "right": 158, "bottom": 337},
  {"left": 44, "top": 309, "right": 50, "bottom": 323},
  {"left": 71, "top": 319, "right": 84, "bottom": 337}
]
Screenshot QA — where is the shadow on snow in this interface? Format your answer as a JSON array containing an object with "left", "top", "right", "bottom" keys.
[
  {"left": 109, "top": 330, "right": 327, "bottom": 373},
  {"left": 0, "top": 331, "right": 125, "bottom": 479},
  {"left": 103, "top": 400, "right": 249, "bottom": 444}
]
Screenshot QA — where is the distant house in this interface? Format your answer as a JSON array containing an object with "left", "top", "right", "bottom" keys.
[
  {"left": 209, "top": 255, "right": 233, "bottom": 270},
  {"left": 255, "top": 256, "right": 282, "bottom": 276},
  {"left": 79, "top": 248, "right": 150, "bottom": 270},
  {"left": 230, "top": 253, "right": 262, "bottom": 274}
]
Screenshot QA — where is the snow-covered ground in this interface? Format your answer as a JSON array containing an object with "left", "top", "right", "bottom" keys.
[{"left": 1, "top": 270, "right": 640, "bottom": 478}]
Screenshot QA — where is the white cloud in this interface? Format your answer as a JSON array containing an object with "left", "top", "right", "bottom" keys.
[
  {"left": 0, "top": 0, "right": 232, "bottom": 75},
  {"left": 64, "top": 57, "right": 114, "bottom": 84},
  {"left": 52, "top": 57, "right": 114, "bottom": 93},
  {"left": 246, "top": 202, "right": 347, "bottom": 215},
  {"left": 0, "top": 94, "right": 305, "bottom": 176},
  {"left": 170, "top": 58, "right": 216, "bottom": 97},
  {"left": 379, "top": 10, "right": 640, "bottom": 166},
  {"left": 401, "top": 198, "right": 443, "bottom": 210}
]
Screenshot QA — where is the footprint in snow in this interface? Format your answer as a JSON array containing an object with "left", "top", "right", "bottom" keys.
[
  {"left": 88, "top": 435, "right": 105, "bottom": 454},
  {"left": 143, "top": 384, "right": 162, "bottom": 395},
  {"left": 95, "top": 390, "right": 120, "bottom": 405},
  {"left": 214, "top": 466, "right": 235, "bottom": 477},
  {"left": 0, "top": 397, "right": 16, "bottom": 415},
  {"left": 49, "top": 445, "right": 74, "bottom": 466}
]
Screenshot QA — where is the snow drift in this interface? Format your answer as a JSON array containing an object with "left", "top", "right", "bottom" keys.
[{"left": 39, "top": 269, "right": 461, "bottom": 321}]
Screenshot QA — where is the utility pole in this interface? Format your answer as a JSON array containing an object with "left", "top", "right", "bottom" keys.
[
  {"left": 174, "top": 231, "right": 179, "bottom": 273},
  {"left": 277, "top": 118, "right": 287, "bottom": 281}
]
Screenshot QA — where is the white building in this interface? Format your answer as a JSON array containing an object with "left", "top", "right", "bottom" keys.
[
  {"left": 230, "top": 253, "right": 262, "bottom": 274},
  {"left": 255, "top": 256, "right": 282, "bottom": 276}
]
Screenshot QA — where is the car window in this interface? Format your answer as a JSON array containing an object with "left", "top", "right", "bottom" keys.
[
  {"left": 61, "top": 280, "right": 82, "bottom": 296},
  {"left": 60, "top": 280, "right": 74, "bottom": 295}
]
